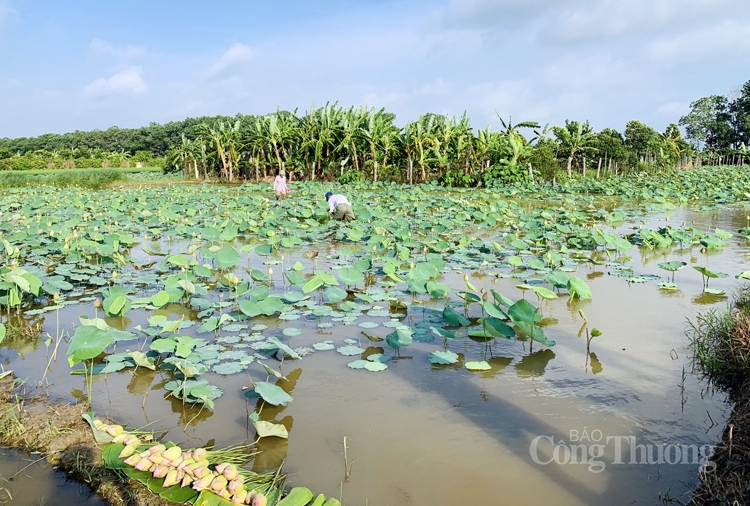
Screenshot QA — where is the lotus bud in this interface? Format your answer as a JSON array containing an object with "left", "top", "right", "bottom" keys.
[
  {"left": 232, "top": 490, "right": 248, "bottom": 504},
  {"left": 223, "top": 465, "right": 238, "bottom": 481},
  {"left": 227, "top": 477, "right": 243, "bottom": 494},
  {"left": 93, "top": 419, "right": 104, "bottom": 429},
  {"left": 252, "top": 493, "right": 267, "bottom": 506},
  {"left": 163, "top": 469, "right": 180, "bottom": 488},
  {"left": 123, "top": 436, "right": 141, "bottom": 447},
  {"left": 134, "top": 459, "right": 153, "bottom": 472},
  {"left": 148, "top": 455, "right": 165, "bottom": 465},
  {"left": 218, "top": 489, "right": 233, "bottom": 500},
  {"left": 149, "top": 444, "right": 166, "bottom": 454},
  {"left": 112, "top": 433, "right": 127, "bottom": 444},
  {"left": 94, "top": 298, "right": 101, "bottom": 308},
  {"left": 193, "top": 466, "right": 210, "bottom": 479},
  {"left": 245, "top": 491, "right": 257, "bottom": 504},
  {"left": 152, "top": 465, "right": 169, "bottom": 479},
  {"left": 192, "top": 474, "right": 214, "bottom": 491},
  {"left": 211, "top": 475, "right": 228, "bottom": 492},
  {"left": 215, "top": 463, "right": 230, "bottom": 474},
  {"left": 106, "top": 425, "right": 124, "bottom": 437},
  {"left": 123, "top": 454, "right": 142, "bottom": 467},
  {"left": 118, "top": 445, "right": 136, "bottom": 459},
  {"left": 463, "top": 274, "right": 469, "bottom": 282},
  {"left": 112, "top": 270, "right": 118, "bottom": 278},
  {"left": 162, "top": 446, "right": 182, "bottom": 461},
  {"left": 181, "top": 475, "right": 194, "bottom": 488},
  {"left": 192, "top": 448, "right": 207, "bottom": 462},
  {"left": 177, "top": 458, "right": 194, "bottom": 471},
  {"left": 267, "top": 267, "right": 273, "bottom": 275}
]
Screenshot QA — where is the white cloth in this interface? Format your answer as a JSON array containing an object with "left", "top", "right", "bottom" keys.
[{"left": 328, "top": 194, "right": 351, "bottom": 213}]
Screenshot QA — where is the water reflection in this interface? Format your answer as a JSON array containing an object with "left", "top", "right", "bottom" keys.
[
  {"left": 479, "top": 356, "right": 513, "bottom": 378},
  {"left": 692, "top": 292, "right": 728, "bottom": 305},
  {"left": 248, "top": 368, "right": 302, "bottom": 472},
  {"left": 515, "top": 349, "right": 556, "bottom": 378}
]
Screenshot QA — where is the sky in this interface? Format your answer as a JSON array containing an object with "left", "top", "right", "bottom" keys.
[{"left": 1, "top": 0, "right": 749, "bottom": 138}]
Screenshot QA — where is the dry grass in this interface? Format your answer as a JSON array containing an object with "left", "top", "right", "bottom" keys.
[{"left": 0, "top": 375, "right": 170, "bottom": 506}]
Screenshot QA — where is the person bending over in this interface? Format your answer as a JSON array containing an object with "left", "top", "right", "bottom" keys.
[{"left": 325, "top": 192, "right": 355, "bottom": 221}]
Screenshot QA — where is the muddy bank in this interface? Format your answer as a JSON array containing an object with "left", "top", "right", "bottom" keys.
[
  {"left": 0, "top": 374, "right": 171, "bottom": 506},
  {"left": 689, "top": 291, "right": 750, "bottom": 505}
]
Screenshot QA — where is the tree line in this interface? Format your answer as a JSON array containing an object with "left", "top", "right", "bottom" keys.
[{"left": 1, "top": 82, "right": 748, "bottom": 184}]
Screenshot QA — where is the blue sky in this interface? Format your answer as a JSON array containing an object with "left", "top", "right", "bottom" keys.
[{"left": 1, "top": 0, "right": 749, "bottom": 138}]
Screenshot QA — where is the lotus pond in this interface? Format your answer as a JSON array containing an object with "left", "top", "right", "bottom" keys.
[{"left": 2, "top": 170, "right": 750, "bottom": 505}]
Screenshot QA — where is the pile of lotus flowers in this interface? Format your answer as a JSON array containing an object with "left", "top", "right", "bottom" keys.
[{"left": 94, "top": 420, "right": 267, "bottom": 505}]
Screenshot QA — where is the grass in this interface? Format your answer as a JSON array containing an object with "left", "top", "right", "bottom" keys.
[
  {"left": 689, "top": 287, "right": 750, "bottom": 390},
  {"left": 0, "top": 374, "right": 171, "bottom": 506},
  {"left": 0, "top": 168, "right": 136, "bottom": 190},
  {"left": 688, "top": 286, "right": 750, "bottom": 505},
  {"left": 3, "top": 167, "right": 162, "bottom": 175}
]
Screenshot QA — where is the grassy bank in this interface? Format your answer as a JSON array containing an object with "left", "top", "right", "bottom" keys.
[
  {"left": 689, "top": 287, "right": 750, "bottom": 505},
  {"left": 4, "top": 167, "right": 162, "bottom": 175},
  {"left": 0, "top": 168, "right": 165, "bottom": 190},
  {"left": 0, "top": 374, "right": 170, "bottom": 506}
]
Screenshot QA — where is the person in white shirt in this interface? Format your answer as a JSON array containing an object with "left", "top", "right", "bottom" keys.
[{"left": 325, "top": 192, "right": 355, "bottom": 221}]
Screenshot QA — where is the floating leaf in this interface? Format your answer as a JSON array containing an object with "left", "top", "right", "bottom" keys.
[
  {"left": 347, "top": 360, "right": 369, "bottom": 369},
  {"left": 465, "top": 361, "right": 491, "bottom": 371},
  {"left": 249, "top": 412, "right": 289, "bottom": 439},
  {"left": 429, "top": 350, "right": 459, "bottom": 364},
  {"left": 337, "top": 345, "right": 365, "bottom": 356}
]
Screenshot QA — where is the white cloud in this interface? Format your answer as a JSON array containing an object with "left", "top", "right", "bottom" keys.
[
  {"left": 647, "top": 20, "right": 750, "bottom": 66},
  {"left": 83, "top": 67, "right": 148, "bottom": 98},
  {"left": 89, "top": 38, "right": 146, "bottom": 59},
  {"left": 207, "top": 43, "right": 253, "bottom": 77}
]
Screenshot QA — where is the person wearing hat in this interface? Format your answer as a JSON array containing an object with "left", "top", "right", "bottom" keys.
[
  {"left": 273, "top": 168, "right": 288, "bottom": 200},
  {"left": 325, "top": 192, "right": 355, "bottom": 221}
]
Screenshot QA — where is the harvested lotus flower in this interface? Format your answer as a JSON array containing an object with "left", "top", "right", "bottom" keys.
[
  {"left": 123, "top": 435, "right": 141, "bottom": 447},
  {"left": 218, "top": 489, "right": 232, "bottom": 500},
  {"left": 163, "top": 469, "right": 180, "bottom": 488},
  {"left": 105, "top": 425, "right": 124, "bottom": 437},
  {"left": 134, "top": 459, "right": 153, "bottom": 472},
  {"left": 152, "top": 465, "right": 169, "bottom": 479},
  {"left": 148, "top": 454, "right": 165, "bottom": 465},
  {"left": 252, "top": 493, "right": 267, "bottom": 506},
  {"left": 223, "top": 465, "right": 238, "bottom": 481},
  {"left": 192, "top": 475, "right": 214, "bottom": 491},
  {"left": 192, "top": 448, "right": 207, "bottom": 462},
  {"left": 123, "top": 454, "right": 141, "bottom": 467},
  {"left": 181, "top": 475, "right": 194, "bottom": 488},
  {"left": 162, "top": 446, "right": 182, "bottom": 461},
  {"left": 177, "top": 458, "right": 195, "bottom": 471},
  {"left": 215, "top": 463, "right": 230, "bottom": 474},
  {"left": 232, "top": 490, "right": 248, "bottom": 504},
  {"left": 192, "top": 466, "right": 211, "bottom": 479},
  {"left": 149, "top": 444, "right": 166, "bottom": 454},
  {"left": 118, "top": 445, "right": 136, "bottom": 459},
  {"left": 227, "top": 477, "right": 244, "bottom": 495},
  {"left": 112, "top": 433, "right": 127, "bottom": 444},
  {"left": 210, "top": 475, "right": 228, "bottom": 492}
]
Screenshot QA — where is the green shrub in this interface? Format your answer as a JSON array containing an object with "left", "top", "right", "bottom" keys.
[{"left": 0, "top": 168, "right": 127, "bottom": 190}]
